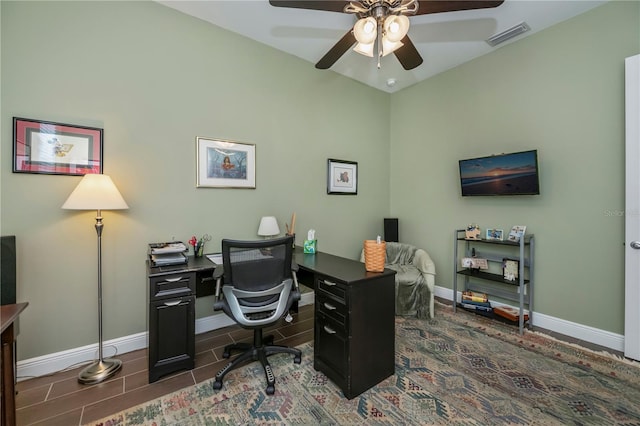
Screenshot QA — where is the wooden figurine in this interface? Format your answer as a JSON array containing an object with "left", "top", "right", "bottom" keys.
[{"left": 465, "top": 224, "right": 481, "bottom": 240}]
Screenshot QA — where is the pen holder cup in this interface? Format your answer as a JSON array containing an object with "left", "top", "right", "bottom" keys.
[
  {"left": 194, "top": 243, "right": 205, "bottom": 258},
  {"left": 303, "top": 239, "right": 317, "bottom": 254},
  {"left": 363, "top": 240, "right": 386, "bottom": 272}
]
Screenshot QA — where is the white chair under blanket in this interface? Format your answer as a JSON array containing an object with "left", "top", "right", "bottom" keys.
[{"left": 360, "top": 242, "right": 436, "bottom": 319}]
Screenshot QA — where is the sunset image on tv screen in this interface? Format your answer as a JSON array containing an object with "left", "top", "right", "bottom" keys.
[{"left": 459, "top": 150, "right": 539, "bottom": 196}]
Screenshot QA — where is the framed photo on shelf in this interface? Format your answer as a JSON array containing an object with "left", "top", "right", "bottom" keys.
[
  {"left": 13, "top": 117, "right": 103, "bottom": 176},
  {"left": 196, "top": 137, "right": 256, "bottom": 188},
  {"left": 507, "top": 225, "right": 526, "bottom": 242},
  {"left": 503, "top": 258, "right": 519, "bottom": 281},
  {"left": 327, "top": 158, "right": 357, "bottom": 194},
  {"left": 486, "top": 228, "right": 504, "bottom": 241}
]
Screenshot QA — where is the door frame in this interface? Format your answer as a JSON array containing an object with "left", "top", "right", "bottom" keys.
[{"left": 625, "top": 54, "right": 640, "bottom": 360}]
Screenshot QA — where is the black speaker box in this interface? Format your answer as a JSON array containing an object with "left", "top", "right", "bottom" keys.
[
  {"left": 1, "top": 235, "right": 17, "bottom": 305},
  {"left": 384, "top": 218, "right": 398, "bottom": 243}
]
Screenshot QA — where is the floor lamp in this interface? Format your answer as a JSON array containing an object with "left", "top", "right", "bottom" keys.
[{"left": 62, "top": 174, "right": 129, "bottom": 384}]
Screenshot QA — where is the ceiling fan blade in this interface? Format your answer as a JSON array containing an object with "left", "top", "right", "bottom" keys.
[
  {"left": 394, "top": 36, "right": 423, "bottom": 70},
  {"left": 268, "top": 1, "right": 348, "bottom": 13},
  {"left": 415, "top": 0, "right": 504, "bottom": 15},
  {"left": 316, "top": 29, "right": 356, "bottom": 69}
]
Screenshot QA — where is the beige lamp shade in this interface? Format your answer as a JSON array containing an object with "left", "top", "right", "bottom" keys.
[
  {"left": 258, "top": 216, "right": 280, "bottom": 237},
  {"left": 62, "top": 174, "right": 128, "bottom": 210}
]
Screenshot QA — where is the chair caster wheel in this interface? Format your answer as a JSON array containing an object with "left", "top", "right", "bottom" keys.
[
  {"left": 222, "top": 351, "right": 230, "bottom": 359},
  {"left": 212, "top": 379, "right": 223, "bottom": 390},
  {"left": 266, "top": 385, "right": 275, "bottom": 395},
  {"left": 294, "top": 355, "right": 301, "bottom": 364}
]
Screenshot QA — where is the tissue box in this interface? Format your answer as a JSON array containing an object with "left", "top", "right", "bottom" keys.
[{"left": 303, "top": 239, "right": 317, "bottom": 254}]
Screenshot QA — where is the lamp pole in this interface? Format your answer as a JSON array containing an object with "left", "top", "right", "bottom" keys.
[{"left": 77, "top": 210, "right": 122, "bottom": 384}]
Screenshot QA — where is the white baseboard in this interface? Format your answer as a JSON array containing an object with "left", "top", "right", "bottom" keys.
[
  {"left": 435, "top": 286, "right": 624, "bottom": 352},
  {"left": 16, "top": 292, "right": 315, "bottom": 381},
  {"left": 18, "top": 288, "right": 624, "bottom": 380}
]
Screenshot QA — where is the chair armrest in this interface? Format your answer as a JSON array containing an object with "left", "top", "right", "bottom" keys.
[{"left": 413, "top": 249, "right": 436, "bottom": 277}]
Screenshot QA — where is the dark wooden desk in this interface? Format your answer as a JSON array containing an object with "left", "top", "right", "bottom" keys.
[
  {"left": 294, "top": 249, "right": 396, "bottom": 399},
  {"left": 1, "top": 302, "right": 28, "bottom": 426},
  {"left": 146, "top": 249, "right": 396, "bottom": 398}
]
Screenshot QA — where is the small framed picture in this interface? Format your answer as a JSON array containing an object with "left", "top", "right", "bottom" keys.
[
  {"left": 503, "top": 258, "right": 519, "bottom": 281},
  {"left": 196, "top": 137, "right": 256, "bottom": 188},
  {"left": 486, "top": 229, "right": 504, "bottom": 241},
  {"left": 13, "top": 117, "right": 103, "bottom": 176},
  {"left": 508, "top": 225, "right": 527, "bottom": 242},
  {"left": 327, "top": 158, "right": 357, "bottom": 195}
]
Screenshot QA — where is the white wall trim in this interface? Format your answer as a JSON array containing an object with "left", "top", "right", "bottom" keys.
[
  {"left": 434, "top": 285, "right": 624, "bottom": 352},
  {"left": 18, "top": 288, "right": 623, "bottom": 380},
  {"left": 16, "top": 292, "right": 315, "bottom": 381}
]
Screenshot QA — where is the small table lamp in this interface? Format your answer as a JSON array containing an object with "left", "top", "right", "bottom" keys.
[
  {"left": 258, "top": 216, "right": 280, "bottom": 239},
  {"left": 62, "top": 174, "right": 128, "bottom": 384}
]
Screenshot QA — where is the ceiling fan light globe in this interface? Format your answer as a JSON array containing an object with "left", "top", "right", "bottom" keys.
[
  {"left": 384, "top": 15, "right": 409, "bottom": 43},
  {"left": 354, "top": 17, "right": 377, "bottom": 44},
  {"left": 354, "top": 42, "right": 375, "bottom": 57},
  {"left": 382, "top": 39, "right": 403, "bottom": 56}
]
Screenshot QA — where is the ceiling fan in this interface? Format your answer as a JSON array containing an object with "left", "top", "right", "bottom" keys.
[{"left": 269, "top": 0, "right": 505, "bottom": 70}]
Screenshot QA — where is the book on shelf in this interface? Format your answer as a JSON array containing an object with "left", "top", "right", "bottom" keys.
[
  {"left": 493, "top": 305, "right": 529, "bottom": 322},
  {"left": 460, "top": 302, "right": 493, "bottom": 312},
  {"left": 461, "top": 290, "right": 488, "bottom": 303},
  {"left": 460, "top": 299, "right": 491, "bottom": 308},
  {"left": 458, "top": 303, "right": 493, "bottom": 317}
]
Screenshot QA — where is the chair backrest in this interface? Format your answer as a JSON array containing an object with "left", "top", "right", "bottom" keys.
[{"left": 221, "top": 235, "right": 294, "bottom": 293}]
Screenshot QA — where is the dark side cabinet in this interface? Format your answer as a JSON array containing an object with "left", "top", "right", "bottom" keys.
[
  {"left": 147, "top": 268, "right": 196, "bottom": 383},
  {"left": 303, "top": 252, "right": 396, "bottom": 400}
]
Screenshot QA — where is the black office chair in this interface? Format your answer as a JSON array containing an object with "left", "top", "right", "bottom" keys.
[{"left": 211, "top": 235, "right": 302, "bottom": 395}]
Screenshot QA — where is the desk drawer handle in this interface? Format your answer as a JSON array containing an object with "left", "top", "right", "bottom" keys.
[
  {"left": 164, "top": 277, "right": 183, "bottom": 283},
  {"left": 323, "top": 325, "right": 337, "bottom": 335},
  {"left": 322, "top": 280, "right": 337, "bottom": 286},
  {"left": 323, "top": 302, "right": 337, "bottom": 311},
  {"left": 164, "top": 300, "right": 182, "bottom": 307}
]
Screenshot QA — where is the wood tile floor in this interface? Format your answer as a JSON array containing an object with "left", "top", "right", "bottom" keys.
[
  {"left": 14, "top": 299, "right": 625, "bottom": 425},
  {"left": 15, "top": 304, "right": 315, "bottom": 426}
]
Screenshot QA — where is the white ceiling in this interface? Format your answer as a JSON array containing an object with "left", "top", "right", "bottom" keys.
[{"left": 157, "top": 0, "right": 607, "bottom": 93}]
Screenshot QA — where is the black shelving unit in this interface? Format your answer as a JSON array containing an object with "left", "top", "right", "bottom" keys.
[{"left": 453, "top": 229, "right": 534, "bottom": 334}]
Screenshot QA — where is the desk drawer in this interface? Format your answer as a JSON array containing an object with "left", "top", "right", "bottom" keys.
[
  {"left": 315, "top": 312, "right": 347, "bottom": 378},
  {"left": 150, "top": 273, "right": 195, "bottom": 300},
  {"left": 316, "top": 292, "right": 346, "bottom": 326},
  {"left": 316, "top": 275, "right": 346, "bottom": 302}
]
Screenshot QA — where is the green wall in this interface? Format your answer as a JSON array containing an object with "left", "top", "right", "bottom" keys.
[
  {"left": 1, "top": 1, "right": 390, "bottom": 359},
  {"left": 391, "top": 1, "right": 640, "bottom": 333},
  {"left": 2, "top": 0, "right": 639, "bottom": 362}
]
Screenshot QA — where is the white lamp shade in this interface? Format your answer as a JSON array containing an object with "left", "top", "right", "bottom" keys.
[
  {"left": 62, "top": 174, "right": 128, "bottom": 210},
  {"left": 354, "top": 42, "right": 375, "bottom": 57},
  {"left": 384, "top": 15, "right": 410, "bottom": 43},
  {"left": 382, "top": 38, "right": 404, "bottom": 56},
  {"left": 258, "top": 216, "right": 280, "bottom": 237},
  {"left": 353, "top": 17, "right": 377, "bottom": 44}
]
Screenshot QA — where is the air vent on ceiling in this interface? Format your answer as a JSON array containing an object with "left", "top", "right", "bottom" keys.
[{"left": 486, "top": 22, "right": 530, "bottom": 47}]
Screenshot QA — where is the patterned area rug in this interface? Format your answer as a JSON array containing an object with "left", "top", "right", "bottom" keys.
[{"left": 92, "top": 304, "right": 640, "bottom": 425}]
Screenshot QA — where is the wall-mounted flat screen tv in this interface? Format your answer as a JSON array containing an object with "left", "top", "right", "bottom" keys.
[{"left": 459, "top": 150, "right": 540, "bottom": 196}]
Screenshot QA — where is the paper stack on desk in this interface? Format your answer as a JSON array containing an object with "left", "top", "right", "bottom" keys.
[
  {"left": 149, "top": 242, "right": 188, "bottom": 266},
  {"left": 149, "top": 242, "right": 187, "bottom": 254}
]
